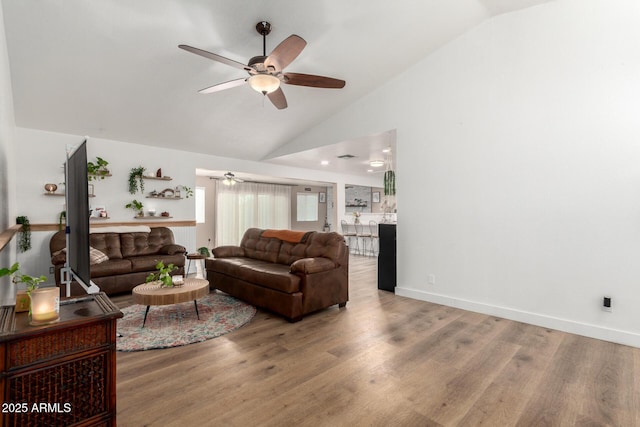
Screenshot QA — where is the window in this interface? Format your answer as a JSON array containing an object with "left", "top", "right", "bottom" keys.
[
  {"left": 215, "top": 182, "right": 291, "bottom": 246},
  {"left": 195, "top": 187, "right": 205, "bottom": 223},
  {"left": 297, "top": 193, "right": 318, "bottom": 222}
]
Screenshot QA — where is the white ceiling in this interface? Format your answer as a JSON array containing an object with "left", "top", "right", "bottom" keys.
[{"left": 1, "top": 0, "right": 551, "bottom": 177}]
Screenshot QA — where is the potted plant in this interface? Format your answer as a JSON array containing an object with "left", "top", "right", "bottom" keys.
[
  {"left": 197, "top": 247, "right": 210, "bottom": 257},
  {"left": 87, "top": 156, "right": 110, "bottom": 180},
  {"left": 1, "top": 262, "right": 48, "bottom": 315},
  {"left": 145, "top": 261, "right": 178, "bottom": 288},
  {"left": 125, "top": 199, "right": 144, "bottom": 217},
  {"left": 176, "top": 185, "right": 194, "bottom": 199},
  {"left": 128, "top": 166, "right": 146, "bottom": 194}
]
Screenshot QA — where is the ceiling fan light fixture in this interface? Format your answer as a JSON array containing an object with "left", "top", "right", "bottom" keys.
[
  {"left": 248, "top": 74, "right": 280, "bottom": 95},
  {"left": 369, "top": 160, "right": 385, "bottom": 167},
  {"left": 223, "top": 178, "right": 236, "bottom": 186}
]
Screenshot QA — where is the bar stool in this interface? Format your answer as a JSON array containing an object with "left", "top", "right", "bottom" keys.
[
  {"left": 368, "top": 220, "right": 379, "bottom": 256},
  {"left": 341, "top": 220, "right": 359, "bottom": 254},
  {"left": 354, "top": 221, "right": 371, "bottom": 256}
]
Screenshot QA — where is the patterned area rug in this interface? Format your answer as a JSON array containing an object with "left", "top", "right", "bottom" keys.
[{"left": 116, "top": 293, "right": 256, "bottom": 351}]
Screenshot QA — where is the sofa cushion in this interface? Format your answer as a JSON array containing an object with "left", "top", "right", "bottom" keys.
[
  {"left": 305, "top": 232, "right": 346, "bottom": 263},
  {"left": 90, "top": 233, "right": 124, "bottom": 259},
  {"left": 119, "top": 228, "right": 177, "bottom": 258},
  {"left": 240, "top": 228, "right": 282, "bottom": 263},
  {"left": 209, "top": 257, "right": 300, "bottom": 294},
  {"left": 90, "top": 259, "right": 132, "bottom": 278},
  {"left": 277, "top": 241, "right": 309, "bottom": 265},
  {"left": 129, "top": 254, "right": 185, "bottom": 273},
  {"left": 159, "top": 244, "right": 186, "bottom": 255}
]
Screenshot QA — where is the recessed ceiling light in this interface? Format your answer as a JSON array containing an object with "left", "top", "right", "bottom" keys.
[
  {"left": 321, "top": 160, "right": 329, "bottom": 166},
  {"left": 367, "top": 169, "right": 374, "bottom": 173},
  {"left": 369, "top": 160, "right": 384, "bottom": 167},
  {"left": 382, "top": 147, "right": 391, "bottom": 153}
]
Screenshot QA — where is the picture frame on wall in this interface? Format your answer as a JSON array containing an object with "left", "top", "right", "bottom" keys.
[
  {"left": 319, "top": 192, "right": 326, "bottom": 203},
  {"left": 372, "top": 191, "right": 380, "bottom": 203}
]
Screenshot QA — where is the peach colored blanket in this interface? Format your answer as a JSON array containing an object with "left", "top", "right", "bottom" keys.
[{"left": 262, "top": 229, "right": 310, "bottom": 243}]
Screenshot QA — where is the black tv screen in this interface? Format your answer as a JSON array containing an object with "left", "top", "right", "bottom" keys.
[{"left": 66, "top": 140, "right": 91, "bottom": 289}]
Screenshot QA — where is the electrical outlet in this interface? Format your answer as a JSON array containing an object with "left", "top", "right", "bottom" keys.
[
  {"left": 428, "top": 274, "right": 436, "bottom": 285},
  {"left": 49, "top": 266, "right": 54, "bottom": 274},
  {"left": 602, "top": 296, "right": 612, "bottom": 313}
]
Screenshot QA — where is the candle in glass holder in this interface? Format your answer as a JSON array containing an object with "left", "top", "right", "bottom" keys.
[{"left": 30, "top": 288, "right": 60, "bottom": 325}]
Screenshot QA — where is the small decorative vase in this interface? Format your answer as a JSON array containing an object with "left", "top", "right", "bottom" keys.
[
  {"left": 44, "top": 183, "right": 58, "bottom": 194},
  {"left": 354, "top": 218, "right": 360, "bottom": 224}
]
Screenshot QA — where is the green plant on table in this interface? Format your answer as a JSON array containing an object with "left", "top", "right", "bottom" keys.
[
  {"left": 146, "top": 261, "right": 178, "bottom": 288},
  {"left": 1, "top": 262, "right": 47, "bottom": 294},
  {"left": 0, "top": 263, "right": 19, "bottom": 280}
]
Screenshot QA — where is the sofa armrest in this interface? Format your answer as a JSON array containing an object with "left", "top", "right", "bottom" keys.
[
  {"left": 159, "top": 244, "right": 187, "bottom": 255},
  {"left": 51, "top": 248, "right": 66, "bottom": 265},
  {"left": 290, "top": 257, "right": 337, "bottom": 275},
  {"left": 212, "top": 246, "right": 245, "bottom": 258}
]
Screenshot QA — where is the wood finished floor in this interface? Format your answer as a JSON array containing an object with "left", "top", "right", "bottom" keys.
[{"left": 113, "top": 256, "right": 640, "bottom": 427}]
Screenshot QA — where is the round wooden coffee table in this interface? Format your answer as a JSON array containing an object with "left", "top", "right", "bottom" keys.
[{"left": 132, "top": 278, "right": 209, "bottom": 327}]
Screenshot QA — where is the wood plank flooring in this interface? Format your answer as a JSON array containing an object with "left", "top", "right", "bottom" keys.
[{"left": 113, "top": 256, "right": 640, "bottom": 426}]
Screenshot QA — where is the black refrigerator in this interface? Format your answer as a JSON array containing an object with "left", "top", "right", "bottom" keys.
[{"left": 377, "top": 223, "right": 396, "bottom": 292}]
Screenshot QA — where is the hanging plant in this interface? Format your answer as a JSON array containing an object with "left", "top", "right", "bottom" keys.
[
  {"left": 58, "top": 211, "right": 66, "bottom": 231},
  {"left": 16, "top": 216, "right": 31, "bottom": 253},
  {"left": 128, "top": 166, "right": 146, "bottom": 194},
  {"left": 383, "top": 170, "right": 396, "bottom": 196}
]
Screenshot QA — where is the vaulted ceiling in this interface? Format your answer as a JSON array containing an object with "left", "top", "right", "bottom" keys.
[{"left": 2, "top": 0, "right": 551, "bottom": 175}]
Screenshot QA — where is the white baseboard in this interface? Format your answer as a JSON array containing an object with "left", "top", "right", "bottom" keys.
[{"left": 395, "top": 286, "right": 640, "bottom": 348}]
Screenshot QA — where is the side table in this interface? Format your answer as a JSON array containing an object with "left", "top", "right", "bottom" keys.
[{"left": 186, "top": 253, "right": 208, "bottom": 278}]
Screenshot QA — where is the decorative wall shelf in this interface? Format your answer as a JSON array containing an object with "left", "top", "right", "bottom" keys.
[
  {"left": 88, "top": 172, "right": 112, "bottom": 178},
  {"left": 44, "top": 193, "right": 95, "bottom": 198},
  {"left": 90, "top": 216, "right": 111, "bottom": 220},
  {"left": 145, "top": 195, "right": 182, "bottom": 200},
  {"left": 142, "top": 176, "right": 172, "bottom": 181},
  {"left": 134, "top": 216, "right": 173, "bottom": 219}
]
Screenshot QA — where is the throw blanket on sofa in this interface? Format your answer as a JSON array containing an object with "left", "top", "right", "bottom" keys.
[{"left": 261, "top": 229, "right": 312, "bottom": 243}]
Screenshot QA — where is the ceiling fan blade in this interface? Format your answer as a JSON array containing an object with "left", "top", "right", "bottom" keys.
[
  {"left": 198, "top": 78, "right": 247, "bottom": 94},
  {"left": 179, "top": 44, "right": 250, "bottom": 71},
  {"left": 267, "top": 87, "right": 288, "bottom": 110},
  {"left": 264, "top": 35, "right": 307, "bottom": 71},
  {"left": 282, "top": 72, "right": 345, "bottom": 89}
]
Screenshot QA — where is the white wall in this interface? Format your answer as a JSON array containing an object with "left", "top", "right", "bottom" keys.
[
  {"left": 0, "top": 2, "right": 17, "bottom": 303},
  {"left": 282, "top": 0, "right": 640, "bottom": 347}
]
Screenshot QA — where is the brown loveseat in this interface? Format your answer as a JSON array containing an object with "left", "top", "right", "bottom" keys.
[
  {"left": 206, "top": 228, "right": 349, "bottom": 322},
  {"left": 50, "top": 226, "right": 186, "bottom": 296}
]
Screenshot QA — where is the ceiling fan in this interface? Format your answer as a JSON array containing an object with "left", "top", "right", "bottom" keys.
[
  {"left": 179, "top": 21, "right": 346, "bottom": 109},
  {"left": 218, "top": 172, "right": 244, "bottom": 186}
]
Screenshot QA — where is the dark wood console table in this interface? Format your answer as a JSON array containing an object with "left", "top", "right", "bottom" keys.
[{"left": 0, "top": 292, "right": 122, "bottom": 427}]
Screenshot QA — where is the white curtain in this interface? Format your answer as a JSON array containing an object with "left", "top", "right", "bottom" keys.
[{"left": 215, "top": 181, "right": 291, "bottom": 246}]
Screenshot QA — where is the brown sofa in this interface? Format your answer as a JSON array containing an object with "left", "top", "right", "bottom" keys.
[
  {"left": 206, "top": 228, "right": 349, "bottom": 322},
  {"left": 50, "top": 226, "right": 186, "bottom": 296}
]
